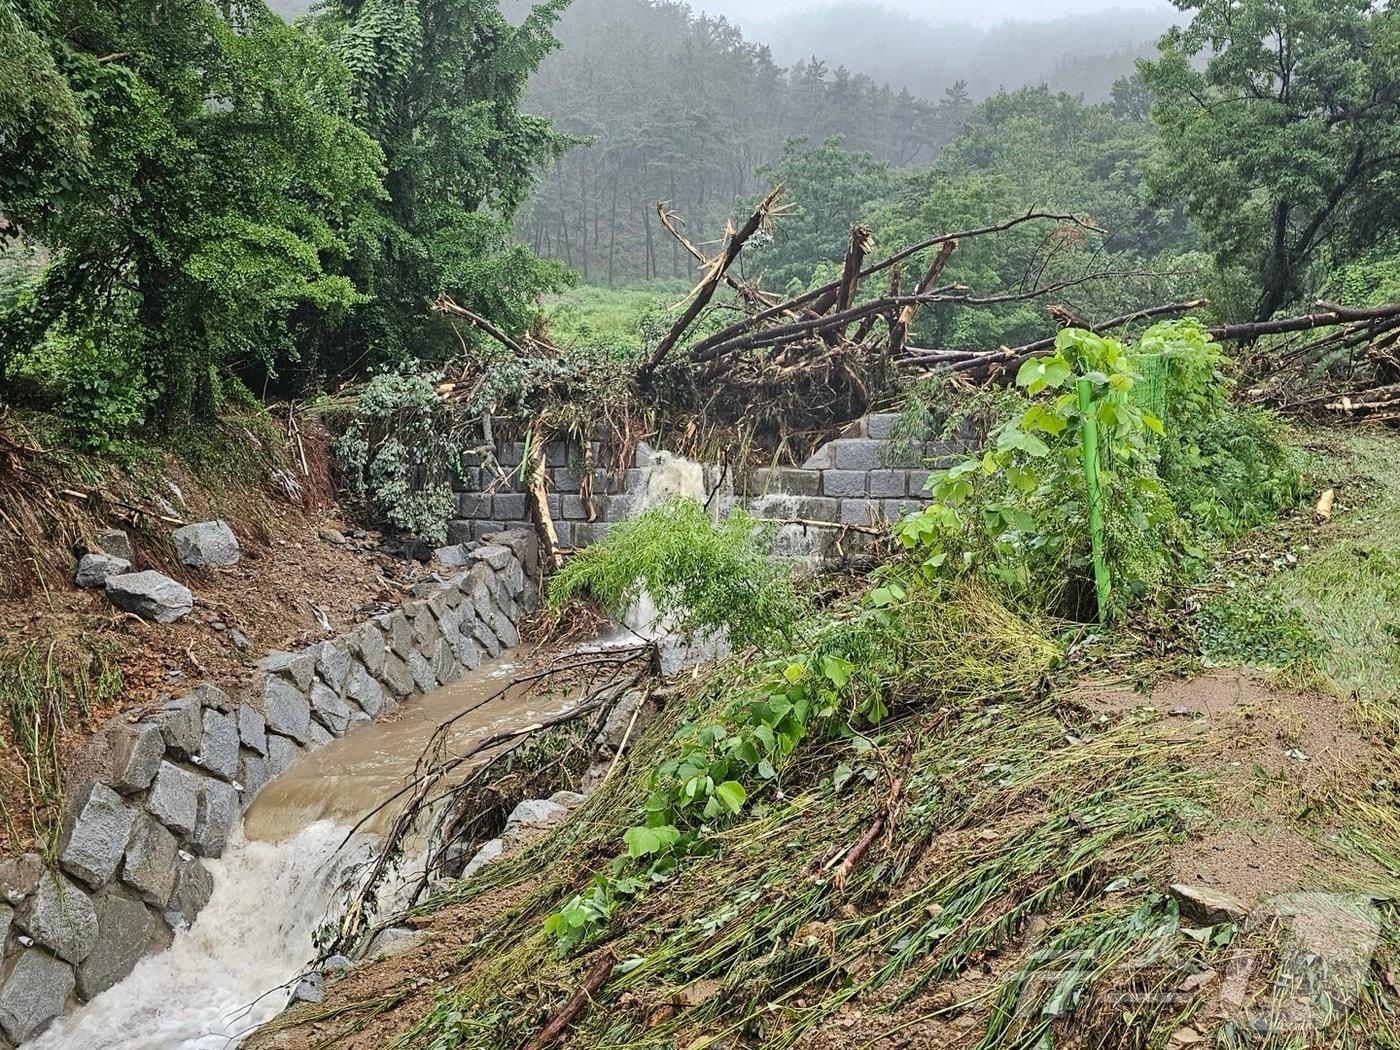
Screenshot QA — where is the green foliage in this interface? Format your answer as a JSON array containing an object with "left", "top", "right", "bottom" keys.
[
  {"left": 1141, "top": 0, "right": 1400, "bottom": 320},
  {"left": 308, "top": 0, "right": 572, "bottom": 369},
  {"left": 748, "top": 136, "right": 894, "bottom": 290},
  {"left": 333, "top": 370, "right": 469, "bottom": 541},
  {"left": 548, "top": 498, "right": 803, "bottom": 651},
  {"left": 895, "top": 322, "right": 1299, "bottom": 620},
  {"left": 538, "top": 282, "right": 690, "bottom": 358},
  {"left": 1197, "top": 588, "right": 1324, "bottom": 671},
  {"left": 1, "top": 0, "right": 383, "bottom": 435}
]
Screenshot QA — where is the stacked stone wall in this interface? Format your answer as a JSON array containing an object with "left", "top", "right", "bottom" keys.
[
  {"left": 0, "top": 530, "right": 538, "bottom": 1047},
  {"left": 447, "top": 412, "right": 976, "bottom": 552}
]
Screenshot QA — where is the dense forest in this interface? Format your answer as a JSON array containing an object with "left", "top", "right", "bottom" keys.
[{"left": 2, "top": 0, "right": 1399, "bottom": 453}]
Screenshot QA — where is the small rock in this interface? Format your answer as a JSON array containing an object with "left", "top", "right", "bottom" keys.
[
  {"left": 259, "top": 651, "right": 316, "bottom": 692},
  {"left": 366, "top": 926, "right": 426, "bottom": 960},
  {"left": 151, "top": 694, "right": 203, "bottom": 758},
  {"left": 505, "top": 799, "right": 568, "bottom": 832},
  {"left": 163, "top": 855, "right": 213, "bottom": 929},
  {"left": 470, "top": 544, "right": 513, "bottom": 572},
  {"left": 290, "top": 972, "right": 324, "bottom": 1005},
  {"left": 322, "top": 955, "right": 354, "bottom": 974},
  {"left": 435, "top": 544, "right": 472, "bottom": 567},
  {"left": 0, "top": 854, "right": 43, "bottom": 906},
  {"left": 1169, "top": 883, "right": 1250, "bottom": 925},
  {"left": 94, "top": 528, "right": 132, "bottom": 560},
  {"left": 238, "top": 749, "right": 268, "bottom": 804},
  {"left": 171, "top": 520, "right": 240, "bottom": 568},
  {"left": 192, "top": 683, "right": 235, "bottom": 713},
  {"left": 75, "top": 552, "right": 132, "bottom": 589},
  {"left": 319, "top": 528, "right": 347, "bottom": 546},
  {"left": 308, "top": 680, "right": 352, "bottom": 736},
  {"left": 548, "top": 790, "right": 587, "bottom": 808},
  {"left": 266, "top": 734, "right": 302, "bottom": 777},
  {"left": 105, "top": 570, "right": 194, "bottom": 623},
  {"left": 230, "top": 629, "right": 251, "bottom": 651}
]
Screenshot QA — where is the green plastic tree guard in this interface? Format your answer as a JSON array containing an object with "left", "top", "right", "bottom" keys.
[{"left": 1077, "top": 378, "right": 1112, "bottom": 623}]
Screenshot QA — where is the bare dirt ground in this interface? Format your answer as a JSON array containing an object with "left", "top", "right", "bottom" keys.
[{"left": 250, "top": 669, "right": 1394, "bottom": 1050}]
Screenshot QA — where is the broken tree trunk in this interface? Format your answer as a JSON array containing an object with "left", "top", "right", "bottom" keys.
[
  {"left": 888, "top": 238, "right": 957, "bottom": 358},
  {"left": 636, "top": 184, "right": 787, "bottom": 386},
  {"left": 524, "top": 420, "right": 563, "bottom": 572}
]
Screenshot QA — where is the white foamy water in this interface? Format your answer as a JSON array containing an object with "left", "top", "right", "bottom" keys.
[{"left": 31, "top": 822, "right": 370, "bottom": 1050}]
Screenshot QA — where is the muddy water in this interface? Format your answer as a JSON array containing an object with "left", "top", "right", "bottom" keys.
[{"left": 31, "top": 652, "right": 580, "bottom": 1050}]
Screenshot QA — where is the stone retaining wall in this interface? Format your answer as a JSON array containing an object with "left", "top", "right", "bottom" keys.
[
  {"left": 448, "top": 412, "right": 975, "bottom": 556},
  {"left": 0, "top": 529, "right": 538, "bottom": 1047}
]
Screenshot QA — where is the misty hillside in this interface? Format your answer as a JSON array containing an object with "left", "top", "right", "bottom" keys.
[{"left": 746, "top": 2, "right": 1178, "bottom": 102}]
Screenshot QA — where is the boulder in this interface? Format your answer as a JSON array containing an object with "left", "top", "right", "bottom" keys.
[
  {"left": 17, "top": 874, "right": 98, "bottom": 964},
  {"left": 198, "top": 708, "right": 239, "bottom": 782},
  {"left": 435, "top": 544, "right": 471, "bottom": 567},
  {"left": 259, "top": 650, "right": 316, "bottom": 692},
  {"left": 504, "top": 799, "right": 568, "bottom": 833},
  {"left": 122, "top": 813, "right": 180, "bottom": 907},
  {"left": 312, "top": 640, "right": 353, "bottom": 695},
  {"left": 491, "top": 605, "right": 519, "bottom": 649},
  {"left": 105, "top": 570, "right": 194, "bottom": 623},
  {"left": 410, "top": 606, "right": 441, "bottom": 651},
  {"left": 471, "top": 543, "right": 514, "bottom": 572},
  {"left": 366, "top": 926, "right": 426, "bottom": 960},
  {"left": 171, "top": 519, "right": 240, "bottom": 567},
  {"left": 108, "top": 722, "right": 166, "bottom": 794},
  {"left": 59, "top": 782, "right": 136, "bottom": 889},
  {"left": 470, "top": 616, "right": 501, "bottom": 659},
  {"left": 322, "top": 955, "right": 353, "bottom": 973},
  {"left": 346, "top": 624, "right": 386, "bottom": 675},
  {"left": 307, "top": 720, "right": 334, "bottom": 747},
  {"left": 263, "top": 675, "right": 311, "bottom": 743},
  {"left": 308, "top": 680, "right": 352, "bottom": 736},
  {"left": 290, "top": 972, "right": 324, "bottom": 1005},
  {"left": 236, "top": 704, "right": 267, "bottom": 756},
  {"left": 163, "top": 855, "right": 213, "bottom": 929},
  {"left": 150, "top": 693, "right": 203, "bottom": 758},
  {"left": 237, "top": 749, "right": 268, "bottom": 804},
  {"left": 379, "top": 653, "right": 416, "bottom": 698},
  {"left": 145, "top": 761, "right": 202, "bottom": 837},
  {"left": 94, "top": 528, "right": 132, "bottom": 560},
  {"left": 464, "top": 565, "right": 497, "bottom": 616},
  {"left": 1169, "top": 884, "right": 1250, "bottom": 925},
  {"left": 549, "top": 790, "right": 587, "bottom": 808},
  {"left": 76, "top": 892, "right": 157, "bottom": 1000},
  {"left": 384, "top": 611, "right": 414, "bottom": 660},
  {"left": 0, "top": 904, "right": 11, "bottom": 946},
  {"left": 0, "top": 949, "right": 75, "bottom": 1043},
  {"left": 75, "top": 553, "right": 132, "bottom": 589},
  {"left": 462, "top": 838, "right": 504, "bottom": 879},
  {"left": 405, "top": 650, "right": 437, "bottom": 694},
  {"left": 430, "top": 638, "right": 459, "bottom": 685},
  {"left": 266, "top": 734, "right": 302, "bottom": 777},
  {"left": 191, "top": 778, "right": 239, "bottom": 857},
  {"left": 497, "top": 558, "right": 526, "bottom": 600},
  {"left": 452, "top": 631, "right": 482, "bottom": 672},
  {"left": 346, "top": 663, "right": 386, "bottom": 718},
  {"left": 0, "top": 855, "right": 43, "bottom": 907}
]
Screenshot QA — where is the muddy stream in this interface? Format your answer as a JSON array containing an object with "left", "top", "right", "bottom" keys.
[{"left": 31, "top": 652, "right": 577, "bottom": 1050}]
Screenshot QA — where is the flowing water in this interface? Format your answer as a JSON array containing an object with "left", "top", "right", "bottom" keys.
[
  {"left": 31, "top": 654, "right": 578, "bottom": 1050},
  {"left": 33, "top": 449, "right": 720, "bottom": 1049}
]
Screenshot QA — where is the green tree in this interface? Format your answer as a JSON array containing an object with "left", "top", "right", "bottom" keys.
[
  {"left": 1, "top": 0, "right": 382, "bottom": 434},
  {"left": 310, "top": 0, "right": 573, "bottom": 366},
  {"left": 1141, "top": 0, "right": 1400, "bottom": 321}
]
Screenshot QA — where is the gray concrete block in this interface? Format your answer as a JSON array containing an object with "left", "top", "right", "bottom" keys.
[
  {"left": 553, "top": 520, "right": 574, "bottom": 547},
  {"left": 790, "top": 497, "right": 842, "bottom": 521},
  {"left": 572, "top": 522, "right": 613, "bottom": 546},
  {"left": 493, "top": 493, "right": 526, "bottom": 520},
  {"left": 497, "top": 442, "right": 525, "bottom": 468},
  {"left": 456, "top": 492, "right": 491, "bottom": 519},
  {"left": 471, "top": 520, "right": 505, "bottom": 540},
  {"left": 868, "top": 470, "right": 909, "bottom": 498},
  {"left": 830, "top": 439, "right": 889, "bottom": 471},
  {"left": 882, "top": 499, "right": 922, "bottom": 520},
  {"left": 752, "top": 467, "right": 821, "bottom": 497},
  {"left": 546, "top": 441, "right": 569, "bottom": 468},
  {"left": 840, "top": 499, "right": 883, "bottom": 526},
  {"left": 552, "top": 465, "right": 581, "bottom": 493},
  {"left": 446, "top": 519, "right": 474, "bottom": 545},
  {"left": 821, "top": 470, "right": 866, "bottom": 498},
  {"left": 863, "top": 412, "right": 905, "bottom": 440},
  {"left": 908, "top": 469, "right": 937, "bottom": 496}
]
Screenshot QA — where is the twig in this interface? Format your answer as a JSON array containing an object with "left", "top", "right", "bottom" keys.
[{"left": 524, "top": 953, "right": 617, "bottom": 1050}]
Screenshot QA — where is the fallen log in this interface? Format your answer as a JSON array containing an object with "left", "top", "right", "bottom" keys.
[{"left": 525, "top": 953, "right": 617, "bottom": 1050}]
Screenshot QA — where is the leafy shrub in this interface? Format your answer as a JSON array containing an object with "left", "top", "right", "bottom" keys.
[
  {"left": 548, "top": 498, "right": 803, "bottom": 650},
  {"left": 895, "top": 321, "right": 1301, "bottom": 620},
  {"left": 1197, "top": 589, "right": 1324, "bottom": 670},
  {"left": 333, "top": 370, "right": 470, "bottom": 542}
]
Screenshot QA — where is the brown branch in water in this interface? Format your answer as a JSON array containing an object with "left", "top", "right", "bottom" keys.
[{"left": 525, "top": 952, "right": 617, "bottom": 1050}]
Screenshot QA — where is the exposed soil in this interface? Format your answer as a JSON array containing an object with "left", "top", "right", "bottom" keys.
[{"left": 0, "top": 449, "right": 446, "bottom": 852}]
